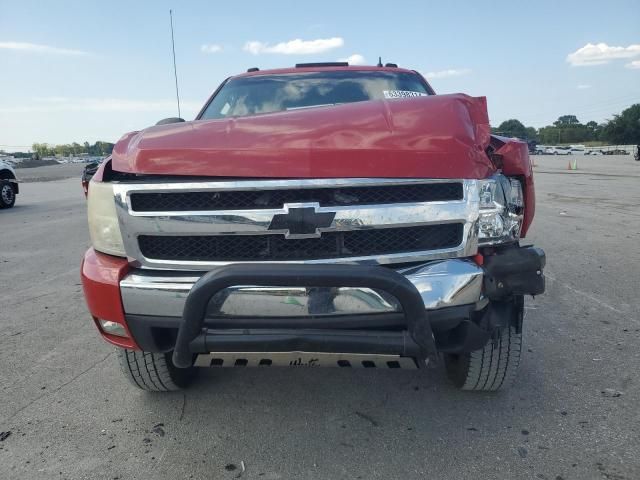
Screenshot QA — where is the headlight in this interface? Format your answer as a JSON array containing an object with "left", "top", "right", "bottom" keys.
[
  {"left": 87, "top": 180, "right": 126, "bottom": 256},
  {"left": 477, "top": 175, "right": 524, "bottom": 245}
]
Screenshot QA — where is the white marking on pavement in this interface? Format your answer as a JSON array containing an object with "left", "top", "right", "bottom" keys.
[{"left": 546, "top": 272, "right": 640, "bottom": 326}]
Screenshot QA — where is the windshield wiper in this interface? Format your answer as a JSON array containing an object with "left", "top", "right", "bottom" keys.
[{"left": 285, "top": 103, "right": 342, "bottom": 111}]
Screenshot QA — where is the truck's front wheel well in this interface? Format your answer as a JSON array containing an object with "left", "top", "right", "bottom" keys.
[
  {"left": 0, "top": 169, "right": 15, "bottom": 180},
  {"left": 0, "top": 169, "right": 18, "bottom": 194}
]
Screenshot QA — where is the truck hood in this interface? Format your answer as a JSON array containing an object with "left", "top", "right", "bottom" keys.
[{"left": 111, "top": 93, "right": 495, "bottom": 179}]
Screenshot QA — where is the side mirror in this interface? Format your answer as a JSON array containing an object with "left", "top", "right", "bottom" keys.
[{"left": 156, "top": 117, "right": 185, "bottom": 126}]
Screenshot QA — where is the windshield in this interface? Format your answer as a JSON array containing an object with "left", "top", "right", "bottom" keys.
[{"left": 200, "top": 70, "right": 431, "bottom": 120}]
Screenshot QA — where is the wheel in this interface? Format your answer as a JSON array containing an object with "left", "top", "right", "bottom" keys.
[
  {"left": 0, "top": 180, "right": 16, "bottom": 208},
  {"left": 444, "top": 325, "right": 522, "bottom": 391},
  {"left": 116, "top": 349, "right": 197, "bottom": 391}
]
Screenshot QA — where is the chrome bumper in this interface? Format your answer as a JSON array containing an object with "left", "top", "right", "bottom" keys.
[{"left": 120, "top": 259, "right": 484, "bottom": 318}]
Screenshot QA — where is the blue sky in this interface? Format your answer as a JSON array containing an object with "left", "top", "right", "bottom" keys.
[{"left": 1, "top": 0, "right": 639, "bottom": 149}]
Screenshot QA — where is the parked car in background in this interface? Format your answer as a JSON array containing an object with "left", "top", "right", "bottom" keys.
[
  {"left": 533, "top": 145, "right": 547, "bottom": 155},
  {"left": 569, "top": 145, "right": 586, "bottom": 155},
  {"left": 604, "top": 148, "right": 628, "bottom": 155},
  {"left": 81, "top": 162, "right": 100, "bottom": 197},
  {"left": 586, "top": 150, "right": 603, "bottom": 155},
  {"left": 546, "top": 146, "right": 572, "bottom": 155},
  {"left": 0, "top": 158, "right": 19, "bottom": 208}
]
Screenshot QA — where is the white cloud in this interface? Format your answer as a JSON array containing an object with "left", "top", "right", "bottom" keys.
[
  {"left": 0, "top": 41, "right": 89, "bottom": 56},
  {"left": 566, "top": 42, "right": 640, "bottom": 66},
  {"left": 339, "top": 54, "right": 366, "bottom": 65},
  {"left": 423, "top": 68, "right": 471, "bottom": 80},
  {"left": 0, "top": 97, "right": 201, "bottom": 113},
  {"left": 577, "top": 84, "right": 592, "bottom": 89},
  {"left": 243, "top": 37, "right": 344, "bottom": 55},
  {"left": 201, "top": 44, "right": 223, "bottom": 54},
  {"left": 626, "top": 60, "right": 640, "bottom": 69}
]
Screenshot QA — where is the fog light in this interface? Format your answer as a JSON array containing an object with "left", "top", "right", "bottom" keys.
[{"left": 98, "top": 319, "right": 128, "bottom": 337}]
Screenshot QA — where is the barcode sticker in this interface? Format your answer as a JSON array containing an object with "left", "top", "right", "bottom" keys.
[{"left": 383, "top": 90, "right": 428, "bottom": 99}]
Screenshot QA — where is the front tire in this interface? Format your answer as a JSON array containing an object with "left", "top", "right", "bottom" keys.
[
  {"left": 116, "top": 349, "right": 197, "bottom": 391},
  {"left": 0, "top": 180, "right": 16, "bottom": 208},
  {"left": 444, "top": 325, "right": 522, "bottom": 391}
]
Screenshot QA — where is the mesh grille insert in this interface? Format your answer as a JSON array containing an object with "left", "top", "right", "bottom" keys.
[
  {"left": 138, "top": 224, "right": 463, "bottom": 262},
  {"left": 130, "top": 182, "right": 463, "bottom": 212}
]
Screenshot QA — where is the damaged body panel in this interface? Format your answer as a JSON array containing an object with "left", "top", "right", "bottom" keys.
[{"left": 111, "top": 93, "right": 495, "bottom": 180}]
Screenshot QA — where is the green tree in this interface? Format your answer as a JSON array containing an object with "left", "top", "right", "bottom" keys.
[
  {"left": 602, "top": 104, "right": 640, "bottom": 144},
  {"left": 554, "top": 115, "right": 580, "bottom": 126},
  {"left": 32, "top": 143, "right": 54, "bottom": 157},
  {"left": 496, "top": 119, "right": 528, "bottom": 139},
  {"left": 538, "top": 126, "right": 561, "bottom": 144},
  {"left": 524, "top": 126, "right": 538, "bottom": 141},
  {"left": 585, "top": 121, "right": 601, "bottom": 141}
]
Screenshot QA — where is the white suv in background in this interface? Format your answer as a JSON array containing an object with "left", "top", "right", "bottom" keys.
[
  {"left": 0, "top": 159, "right": 19, "bottom": 208},
  {"left": 570, "top": 145, "right": 586, "bottom": 155},
  {"left": 545, "top": 146, "right": 572, "bottom": 155}
]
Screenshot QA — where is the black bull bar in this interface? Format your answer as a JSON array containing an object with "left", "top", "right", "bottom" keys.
[{"left": 172, "top": 264, "right": 438, "bottom": 368}]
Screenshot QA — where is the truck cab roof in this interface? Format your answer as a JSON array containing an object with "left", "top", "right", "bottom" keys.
[{"left": 233, "top": 64, "right": 419, "bottom": 79}]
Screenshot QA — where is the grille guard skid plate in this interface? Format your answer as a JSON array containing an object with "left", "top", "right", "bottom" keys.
[{"left": 172, "top": 263, "right": 439, "bottom": 368}]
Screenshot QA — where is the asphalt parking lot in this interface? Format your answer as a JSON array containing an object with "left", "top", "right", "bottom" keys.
[{"left": 1, "top": 155, "right": 639, "bottom": 480}]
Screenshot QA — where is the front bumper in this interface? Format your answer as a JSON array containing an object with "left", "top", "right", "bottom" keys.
[
  {"left": 120, "top": 259, "right": 485, "bottom": 319},
  {"left": 82, "top": 246, "right": 545, "bottom": 366}
]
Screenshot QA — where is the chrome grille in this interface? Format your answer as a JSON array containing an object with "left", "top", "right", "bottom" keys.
[{"left": 113, "top": 178, "right": 480, "bottom": 269}]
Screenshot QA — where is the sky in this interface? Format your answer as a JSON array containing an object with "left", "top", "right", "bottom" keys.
[{"left": 1, "top": 0, "right": 639, "bottom": 150}]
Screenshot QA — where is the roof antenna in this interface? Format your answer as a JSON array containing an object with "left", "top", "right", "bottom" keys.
[
  {"left": 169, "top": 9, "right": 181, "bottom": 118},
  {"left": 377, "top": 56, "right": 383, "bottom": 67}
]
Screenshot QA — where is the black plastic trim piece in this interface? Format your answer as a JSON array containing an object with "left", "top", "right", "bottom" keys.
[
  {"left": 483, "top": 246, "right": 546, "bottom": 299},
  {"left": 126, "top": 303, "right": 478, "bottom": 353},
  {"left": 295, "top": 62, "right": 349, "bottom": 68},
  {"left": 201, "top": 329, "right": 421, "bottom": 357}
]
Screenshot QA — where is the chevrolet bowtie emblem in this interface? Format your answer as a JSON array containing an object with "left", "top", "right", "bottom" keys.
[{"left": 268, "top": 205, "right": 336, "bottom": 239}]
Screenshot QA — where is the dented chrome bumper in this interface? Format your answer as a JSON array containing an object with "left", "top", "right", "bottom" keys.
[{"left": 120, "top": 258, "right": 485, "bottom": 319}]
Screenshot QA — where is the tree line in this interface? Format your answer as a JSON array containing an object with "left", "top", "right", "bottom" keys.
[
  {"left": 31, "top": 141, "right": 115, "bottom": 159},
  {"left": 493, "top": 103, "right": 640, "bottom": 145}
]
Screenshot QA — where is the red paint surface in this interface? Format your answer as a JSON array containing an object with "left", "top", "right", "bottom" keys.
[
  {"left": 492, "top": 137, "right": 535, "bottom": 236},
  {"left": 81, "top": 248, "right": 139, "bottom": 350},
  {"left": 111, "top": 93, "right": 495, "bottom": 179}
]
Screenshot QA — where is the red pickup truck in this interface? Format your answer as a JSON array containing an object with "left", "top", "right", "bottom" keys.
[{"left": 81, "top": 63, "right": 545, "bottom": 392}]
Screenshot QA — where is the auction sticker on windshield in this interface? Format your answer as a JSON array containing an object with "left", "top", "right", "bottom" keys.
[{"left": 383, "top": 90, "right": 428, "bottom": 99}]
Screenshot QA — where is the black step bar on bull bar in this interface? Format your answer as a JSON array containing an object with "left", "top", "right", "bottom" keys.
[{"left": 172, "top": 263, "right": 438, "bottom": 368}]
